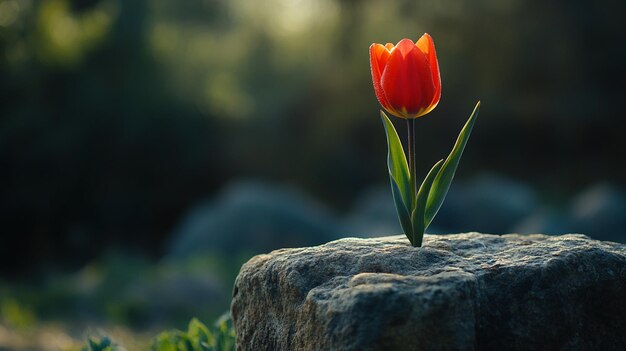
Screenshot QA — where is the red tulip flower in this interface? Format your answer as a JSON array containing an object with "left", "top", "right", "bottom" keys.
[
  {"left": 371, "top": 33, "right": 480, "bottom": 247},
  {"left": 370, "top": 34, "right": 441, "bottom": 119}
]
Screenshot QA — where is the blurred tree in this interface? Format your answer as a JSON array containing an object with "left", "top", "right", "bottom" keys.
[{"left": 0, "top": 0, "right": 224, "bottom": 276}]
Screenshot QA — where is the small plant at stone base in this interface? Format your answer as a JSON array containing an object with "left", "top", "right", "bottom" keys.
[
  {"left": 151, "top": 315, "right": 235, "bottom": 351},
  {"left": 370, "top": 34, "right": 480, "bottom": 247},
  {"left": 80, "top": 315, "right": 235, "bottom": 351},
  {"left": 82, "top": 336, "right": 119, "bottom": 351}
]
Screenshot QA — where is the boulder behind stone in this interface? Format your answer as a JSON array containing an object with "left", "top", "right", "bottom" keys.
[{"left": 167, "top": 180, "right": 344, "bottom": 260}]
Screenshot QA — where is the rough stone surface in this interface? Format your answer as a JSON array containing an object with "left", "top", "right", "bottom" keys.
[{"left": 231, "top": 233, "right": 626, "bottom": 351}]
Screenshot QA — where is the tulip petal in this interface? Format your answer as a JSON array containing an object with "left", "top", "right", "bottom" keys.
[
  {"left": 371, "top": 43, "right": 391, "bottom": 75},
  {"left": 370, "top": 43, "right": 392, "bottom": 111},
  {"left": 393, "top": 38, "right": 416, "bottom": 56},
  {"left": 416, "top": 33, "right": 441, "bottom": 110},
  {"left": 381, "top": 40, "right": 435, "bottom": 117}
]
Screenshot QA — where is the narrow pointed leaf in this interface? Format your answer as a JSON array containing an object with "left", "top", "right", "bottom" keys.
[
  {"left": 390, "top": 175, "right": 413, "bottom": 245},
  {"left": 411, "top": 159, "right": 444, "bottom": 246},
  {"left": 425, "top": 101, "right": 480, "bottom": 227},
  {"left": 381, "top": 111, "right": 412, "bottom": 210}
]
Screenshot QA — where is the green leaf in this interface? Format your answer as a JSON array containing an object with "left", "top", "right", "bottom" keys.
[
  {"left": 390, "top": 175, "right": 413, "bottom": 244},
  {"left": 425, "top": 101, "right": 480, "bottom": 227},
  {"left": 84, "top": 337, "right": 115, "bottom": 351},
  {"left": 214, "top": 313, "right": 236, "bottom": 351},
  {"left": 151, "top": 330, "right": 187, "bottom": 351},
  {"left": 411, "top": 159, "right": 444, "bottom": 246},
  {"left": 188, "top": 318, "right": 213, "bottom": 350},
  {"left": 381, "top": 111, "right": 412, "bottom": 210}
]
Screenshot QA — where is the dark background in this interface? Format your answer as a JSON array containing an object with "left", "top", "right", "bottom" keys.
[{"left": 1, "top": 0, "right": 625, "bottom": 343}]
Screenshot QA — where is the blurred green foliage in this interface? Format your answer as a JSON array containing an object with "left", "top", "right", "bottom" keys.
[
  {"left": 1, "top": 0, "right": 625, "bottom": 276},
  {"left": 82, "top": 336, "right": 117, "bottom": 351},
  {"left": 151, "top": 316, "right": 235, "bottom": 351},
  {"left": 1, "top": 298, "right": 36, "bottom": 329},
  {"left": 78, "top": 316, "right": 235, "bottom": 351},
  {"left": 0, "top": 252, "right": 241, "bottom": 329}
]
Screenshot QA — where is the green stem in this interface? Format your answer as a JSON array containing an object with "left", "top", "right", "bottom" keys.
[{"left": 407, "top": 118, "right": 416, "bottom": 207}]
